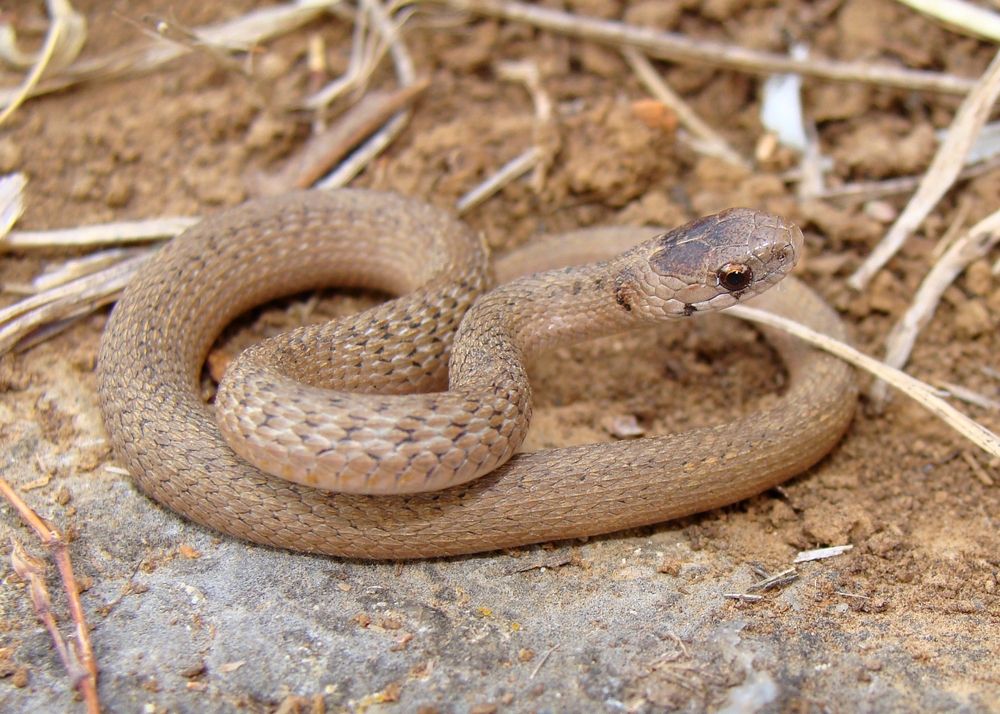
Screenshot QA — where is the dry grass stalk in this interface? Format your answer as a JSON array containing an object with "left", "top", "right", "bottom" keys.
[
  {"left": 796, "top": 122, "right": 827, "bottom": 200},
  {"left": 1, "top": 477, "right": 100, "bottom": 713},
  {"left": 794, "top": 545, "right": 854, "bottom": 563},
  {"left": 0, "top": 0, "right": 87, "bottom": 125},
  {"left": 0, "top": 0, "right": 342, "bottom": 111},
  {"left": 729, "top": 305, "right": 1000, "bottom": 459},
  {"left": 894, "top": 0, "right": 1000, "bottom": 43},
  {"left": 255, "top": 79, "right": 430, "bottom": 195},
  {"left": 305, "top": 0, "right": 388, "bottom": 110},
  {"left": 622, "top": 47, "right": 748, "bottom": 169},
  {"left": 456, "top": 147, "right": 544, "bottom": 214},
  {"left": 2, "top": 2, "right": 417, "bottom": 350},
  {"left": 940, "top": 382, "right": 1000, "bottom": 412},
  {"left": 454, "top": 60, "right": 556, "bottom": 213},
  {"left": 497, "top": 60, "right": 552, "bottom": 123},
  {"left": 810, "top": 154, "right": 1000, "bottom": 202},
  {"left": 960, "top": 451, "right": 995, "bottom": 486},
  {"left": 746, "top": 567, "right": 798, "bottom": 592},
  {"left": 0, "top": 173, "right": 26, "bottom": 237},
  {"left": 6, "top": 248, "right": 146, "bottom": 295},
  {"left": 3, "top": 216, "right": 198, "bottom": 250},
  {"left": 131, "top": 14, "right": 252, "bottom": 77},
  {"left": 0, "top": 253, "right": 149, "bottom": 354},
  {"left": 848, "top": 49, "right": 1000, "bottom": 289},
  {"left": 722, "top": 593, "right": 764, "bottom": 602},
  {"left": 982, "top": 367, "right": 1000, "bottom": 382},
  {"left": 929, "top": 199, "right": 973, "bottom": 261},
  {"left": 318, "top": 0, "right": 417, "bottom": 188},
  {"left": 870, "top": 207, "right": 1000, "bottom": 407},
  {"left": 318, "top": 112, "right": 411, "bottom": 188},
  {"left": 495, "top": 59, "right": 557, "bottom": 193},
  {"left": 443, "top": 0, "right": 977, "bottom": 95}
]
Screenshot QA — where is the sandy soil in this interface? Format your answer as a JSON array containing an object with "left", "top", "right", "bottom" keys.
[{"left": 1, "top": 0, "right": 998, "bottom": 711}]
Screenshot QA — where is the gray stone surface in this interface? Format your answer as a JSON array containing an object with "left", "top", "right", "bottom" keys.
[
  {"left": 2, "top": 402, "right": 994, "bottom": 712},
  {"left": 0, "top": 313, "right": 996, "bottom": 713}
]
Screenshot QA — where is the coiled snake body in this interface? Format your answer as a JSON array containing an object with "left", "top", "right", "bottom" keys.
[{"left": 98, "top": 190, "right": 856, "bottom": 559}]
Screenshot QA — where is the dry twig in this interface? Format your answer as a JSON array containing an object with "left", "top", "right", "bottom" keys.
[
  {"left": 442, "top": 0, "right": 977, "bottom": 95},
  {"left": 456, "top": 148, "right": 544, "bottom": 215},
  {"left": 0, "top": 173, "right": 26, "bottom": 237},
  {"left": 0, "top": 0, "right": 341, "bottom": 111},
  {"left": 305, "top": 1, "right": 385, "bottom": 109},
  {"left": 745, "top": 567, "right": 798, "bottom": 592},
  {"left": 496, "top": 59, "right": 556, "bottom": 193},
  {"left": 6, "top": 248, "right": 146, "bottom": 295},
  {"left": 961, "top": 451, "right": 995, "bottom": 486},
  {"left": 848, "top": 49, "right": 1000, "bottom": 289},
  {"left": 941, "top": 382, "right": 1000, "bottom": 412},
  {"left": 622, "top": 47, "right": 748, "bottom": 169},
  {"left": 3, "top": 216, "right": 198, "bottom": 250},
  {"left": 894, "top": 0, "right": 1000, "bottom": 43},
  {"left": 729, "top": 305, "right": 1000, "bottom": 459},
  {"left": 317, "top": 0, "right": 417, "bottom": 188},
  {"left": 1, "top": 477, "right": 99, "bottom": 712},
  {"left": 529, "top": 644, "right": 559, "bottom": 679},
  {"left": 870, "top": 208, "right": 1000, "bottom": 407},
  {"left": 253, "top": 79, "right": 430, "bottom": 195},
  {"left": 456, "top": 60, "right": 555, "bottom": 213},
  {"left": 794, "top": 545, "right": 854, "bottom": 563},
  {"left": 722, "top": 593, "right": 764, "bottom": 602},
  {"left": 810, "top": 154, "right": 1000, "bottom": 202},
  {"left": 0, "top": 0, "right": 87, "bottom": 125},
  {"left": 0, "top": 253, "right": 149, "bottom": 354}
]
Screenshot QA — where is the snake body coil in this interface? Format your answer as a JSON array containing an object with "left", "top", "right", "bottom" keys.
[{"left": 98, "top": 190, "right": 856, "bottom": 559}]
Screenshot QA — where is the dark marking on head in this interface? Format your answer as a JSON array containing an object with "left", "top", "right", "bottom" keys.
[
  {"left": 614, "top": 271, "right": 636, "bottom": 312},
  {"left": 648, "top": 216, "right": 721, "bottom": 276},
  {"left": 683, "top": 304, "right": 696, "bottom": 317}
]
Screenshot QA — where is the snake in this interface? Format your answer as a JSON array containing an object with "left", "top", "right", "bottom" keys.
[{"left": 97, "top": 190, "right": 856, "bottom": 559}]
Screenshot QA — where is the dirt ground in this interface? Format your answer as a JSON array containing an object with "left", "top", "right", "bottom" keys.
[{"left": 1, "top": 0, "right": 998, "bottom": 711}]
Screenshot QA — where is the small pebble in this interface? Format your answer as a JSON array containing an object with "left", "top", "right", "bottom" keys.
[
  {"left": 954, "top": 300, "right": 992, "bottom": 338},
  {"left": 0, "top": 137, "right": 23, "bottom": 172},
  {"left": 12, "top": 667, "right": 29, "bottom": 688},
  {"left": 601, "top": 413, "right": 645, "bottom": 438},
  {"left": 69, "top": 173, "right": 97, "bottom": 201},
  {"left": 964, "top": 260, "right": 992, "bottom": 297},
  {"left": 244, "top": 113, "right": 288, "bottom": 150},
  {"left": 624, "top": 0, "right": 682, "bottom": 27},
  {"left": 863, "top": 200, "right": 897, "bottom": 223},
  {"left": 105, "top": 174, "right": 133, "bottom": 208},
  {"left": 577, "top": 44, "right": 624, "bottom": 78},
  {"left": 257, "top": 51, "right": 293, "bottom": 81},
  {"left": 631, "top": 99, "right": 678, "bottom": 133},
  {"left": 178, "top": 661, "right": 206, "bottom": 679},
  {"left": 868, "top": 272, "right": 906, "bottom": 314}
]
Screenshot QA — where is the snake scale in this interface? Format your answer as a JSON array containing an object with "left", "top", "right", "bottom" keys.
[{"left": 97, "top": 190, "right": 856, "bottom": 559}]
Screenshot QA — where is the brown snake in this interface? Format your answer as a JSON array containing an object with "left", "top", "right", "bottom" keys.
[{"left": 98, "top": 190, "right": 856, "bottom": 559}]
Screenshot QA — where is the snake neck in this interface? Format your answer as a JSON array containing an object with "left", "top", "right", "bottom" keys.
[{"left": 448, "top": 256, "right": 646, "bottom": 391}]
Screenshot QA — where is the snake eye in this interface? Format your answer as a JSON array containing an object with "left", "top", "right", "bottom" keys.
[{"left": 717, "top": 263, "right": 753, "bottom": 293}]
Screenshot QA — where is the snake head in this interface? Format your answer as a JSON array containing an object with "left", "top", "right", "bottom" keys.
[{"left": 626, "top": 208, "right": 803, "bottom": 319}]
